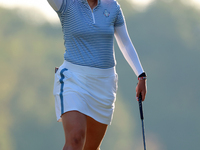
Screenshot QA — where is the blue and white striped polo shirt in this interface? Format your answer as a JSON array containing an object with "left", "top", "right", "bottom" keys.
[{"left": 57, "top": 0, "right": 125, "bottom": 68}]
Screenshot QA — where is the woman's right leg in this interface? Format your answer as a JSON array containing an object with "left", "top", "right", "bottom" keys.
[{"left": 62, "top": 111, "right": 87, "bottom": 150}]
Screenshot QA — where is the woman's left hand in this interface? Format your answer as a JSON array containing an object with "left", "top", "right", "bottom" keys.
[{"left": 136, "top": 79, "right": 147, "bottom": 101}]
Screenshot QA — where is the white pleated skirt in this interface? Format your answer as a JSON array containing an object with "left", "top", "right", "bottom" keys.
[{"left": 53, "top": 61, "right": 118, "bottom": 125}]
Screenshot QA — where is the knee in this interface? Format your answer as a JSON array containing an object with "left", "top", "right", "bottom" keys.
[
  {"left": 66, "top": 129, "right": 86, "bottom": 148},
  {"left": 72, "top": 130, "right": 85, "bottom": 146}
]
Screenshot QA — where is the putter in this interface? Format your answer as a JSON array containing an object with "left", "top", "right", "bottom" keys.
[{"left": 138, "top": 93, "right": 147, "bottom": 150}]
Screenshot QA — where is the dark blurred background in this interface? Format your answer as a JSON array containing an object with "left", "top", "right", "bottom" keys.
[{"left": 0, "top": 0, "right": 200, "bottom": 149}]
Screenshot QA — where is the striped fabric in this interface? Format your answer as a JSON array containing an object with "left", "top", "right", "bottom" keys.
[
  {"left": 59, "top": 68, "right": 68, "bottom": 114},
  {"left": 56, "top": 0, "right": 124, "bottom": 68}
]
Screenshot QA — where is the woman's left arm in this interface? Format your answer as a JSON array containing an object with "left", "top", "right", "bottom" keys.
[{"left": 114, "top": 24, "right": 147, "bottom": 101}]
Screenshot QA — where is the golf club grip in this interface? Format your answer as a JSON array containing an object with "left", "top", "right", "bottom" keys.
[{"left": 138, "top": 93, "right": 144, "bottom": 120}]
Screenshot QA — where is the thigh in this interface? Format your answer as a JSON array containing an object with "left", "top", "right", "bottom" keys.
[
  {"left": 62, "top": 111, "right": 87, "bottom": 144},
  {"left": 84, "top": 116, "right": 108, "bottom": 150}
]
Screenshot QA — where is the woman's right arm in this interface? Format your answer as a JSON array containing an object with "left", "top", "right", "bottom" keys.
[{"left": 47, "top": 0, "right": 63, "bottom": 11}]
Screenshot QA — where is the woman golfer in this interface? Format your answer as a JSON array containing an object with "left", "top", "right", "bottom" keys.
[{"left": 48, "top": 0, "right": 147, "bottom": 149}]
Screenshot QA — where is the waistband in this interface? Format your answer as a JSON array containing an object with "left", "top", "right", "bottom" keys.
[{"left": 61, "top": 60, "right": 116, "bottom": 77}]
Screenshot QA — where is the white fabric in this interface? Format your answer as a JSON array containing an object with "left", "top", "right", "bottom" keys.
[
  {"left": 53, "top": 61, "right": 118, "bottom": 125},
  {"left": 114, "top": 23, "right": 144, "bottom": 77},
  {"left": 47, "top": 0, "right": 63, "bottom": 11}
]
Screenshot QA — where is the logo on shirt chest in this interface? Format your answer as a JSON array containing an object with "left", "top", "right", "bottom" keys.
[{"left": 103, "top": 9, "right": 110, "bottom": 17}]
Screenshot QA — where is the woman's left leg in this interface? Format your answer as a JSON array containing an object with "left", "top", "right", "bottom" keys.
[{"left": 83, "top": 116, "right": 108, "bottom": 150}]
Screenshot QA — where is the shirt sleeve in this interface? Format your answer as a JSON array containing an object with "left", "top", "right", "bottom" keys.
[
  {"left": 47, "top": 0, "right": 73, "bottom": 15},
  {"left": 114, "top": 3, "right": 125, "bottom": 27},
  {"left": 47, "top": 0, "right": 63, "bottom": 11},
  {"left": 114, "top": 23, "right": 144, "bottom": 77},
  {"left": 56, "top": 0, "right": 67, "bottom": 14}
]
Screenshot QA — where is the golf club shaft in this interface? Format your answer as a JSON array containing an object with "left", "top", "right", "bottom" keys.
[
  {"left": 138, "top": 93, "right": 146, "bottom": 150},
  {"left": 141, "top": 119, "right": 146, "bottom": 150}
]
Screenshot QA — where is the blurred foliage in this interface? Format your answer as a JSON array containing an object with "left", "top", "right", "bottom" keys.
[{"left": 0, "top": 0, "right": 200, "bottom": 150}]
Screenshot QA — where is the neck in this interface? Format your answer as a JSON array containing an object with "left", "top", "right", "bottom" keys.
[{"left": 87, "top": 0, "right": 98, "bottom": 10}]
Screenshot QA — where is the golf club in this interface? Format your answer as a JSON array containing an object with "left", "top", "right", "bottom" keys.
[{"left": 138, "top": 93, "right": 146, "bottom": 150}]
